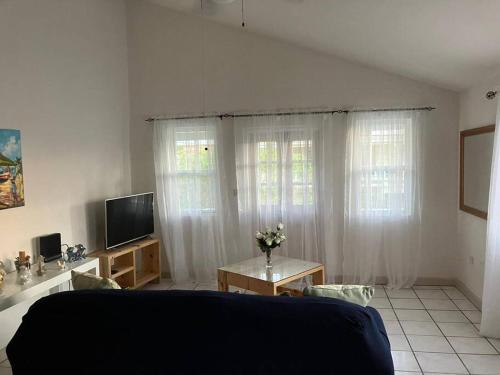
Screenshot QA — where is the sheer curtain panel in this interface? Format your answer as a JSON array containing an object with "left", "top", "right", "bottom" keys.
[
  {"left": 343, "top": 110, "right": 425, "bottom": 288},
  {"left": 481, "top": 100, "right": 500, "bottom": 338},
  {"left": 153, "top": 118, "right": 236, "bottom": 282},
  {"left": 234, "top": 114, "right": 345, "bottom": 277}
]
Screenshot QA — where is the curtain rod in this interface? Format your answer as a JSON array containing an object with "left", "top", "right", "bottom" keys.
[{"left": 145, "top": 106, "right": 435, "bottom": 123}]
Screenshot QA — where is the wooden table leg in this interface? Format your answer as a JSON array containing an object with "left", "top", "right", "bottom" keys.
[
  {"left": 259, "top": 284, "right": 277, "bottom": 296},
  {"left": 312, "top": 266, "right": 325, "bottom": 285},
  {"left": 218, "top": 270, "right": 229, "bottom": 292}
]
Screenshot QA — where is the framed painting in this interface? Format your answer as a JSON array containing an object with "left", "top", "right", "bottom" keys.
[{"left": 0, "top": 129, "right": 24, "bottom": 210}]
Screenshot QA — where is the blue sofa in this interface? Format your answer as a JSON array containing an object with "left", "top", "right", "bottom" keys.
[{"left": 7, "top": 289, "right": 393, "bottom": 374}]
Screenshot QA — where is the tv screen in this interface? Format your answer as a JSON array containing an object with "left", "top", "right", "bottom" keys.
[{"left": 105, "top": 193, "right": 154, "bottom": 249}]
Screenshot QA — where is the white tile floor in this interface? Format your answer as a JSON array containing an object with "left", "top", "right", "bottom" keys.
[
  {"left": 368, "top": 285, "right": 500, "bottom": 375},
  {"left": 1, "top": 283, "right": 499, "bottom": 375}
]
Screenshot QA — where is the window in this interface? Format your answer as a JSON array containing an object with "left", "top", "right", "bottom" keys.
[
  {"left": 255, "top": 134, "right": 314, "bottom": 207},
  {"left": 173, "top": 127, "right": 216, "bottom": 213},
  {"left": 353, "top": 117, "right": 414, "bottom": 216}
]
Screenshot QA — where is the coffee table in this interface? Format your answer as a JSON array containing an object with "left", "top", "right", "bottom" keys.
[{"left": 217, "top": 255, "right": 324, "bottom": 296}]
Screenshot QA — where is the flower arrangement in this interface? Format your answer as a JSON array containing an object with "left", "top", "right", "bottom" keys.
[
  {"left": 256, "top": 224, "right": 286, "bottom": 268},
  {"left": 255, "top": 223, "right": 287, "bottom": 252}
]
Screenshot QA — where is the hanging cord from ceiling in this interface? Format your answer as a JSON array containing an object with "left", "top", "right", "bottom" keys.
[
  {"left": 241, "top": 0, "right": 245, "bottom": 28},
  {"left": 200, "top": 0, "right": 209, "bottom": 150},
  {"left": 200, "top": 0, "right": 207, "bottom": 117}
]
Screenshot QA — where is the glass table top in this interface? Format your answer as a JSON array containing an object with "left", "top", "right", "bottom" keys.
[{"left": 218, "top": 255, "right": 322, "bottom": 283}]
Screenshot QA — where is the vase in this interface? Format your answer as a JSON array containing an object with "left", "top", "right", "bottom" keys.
[{"left": 265, "top": 249, "right": 272, "bottom": 269}]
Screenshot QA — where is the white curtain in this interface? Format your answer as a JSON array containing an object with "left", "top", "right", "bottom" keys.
[
  {"left": 153, "top": 118, "right": 236, "bottom": 282},
  {"left": 234, "top": 114, "right": 345, "bottom": 277},
  {"left": 343, "top": 110, "right": 424, "bottom": 288},
  {"left": 481, "top": 100, "right": 500, "bottom": 338}
]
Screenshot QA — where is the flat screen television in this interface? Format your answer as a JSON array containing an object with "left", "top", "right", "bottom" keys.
[{"left": 105, "top": 192, "right": 154, "bottom": 249}]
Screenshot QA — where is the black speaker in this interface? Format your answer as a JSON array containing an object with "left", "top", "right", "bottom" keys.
[{"left": 39, "top": 233, "right": 62, "bottom": 262}]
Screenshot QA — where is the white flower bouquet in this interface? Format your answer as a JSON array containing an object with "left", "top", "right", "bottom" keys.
[{"left": 255, "top": 223, "right": 286, "bottom": 253}]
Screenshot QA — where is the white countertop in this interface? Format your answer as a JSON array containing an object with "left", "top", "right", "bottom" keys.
[{"left": 0, "top": 257, "right": 99, "bottom": 312}]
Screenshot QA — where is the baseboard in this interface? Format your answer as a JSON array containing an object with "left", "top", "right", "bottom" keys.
[
  {"left": 414, "top": 277, "right": 455, "bottom": 286},
  {"left": 329, "top": 275, "right": 456, "bottom": 287},
  {"left": 454, "top": 278, "right": 482, "bottom": 311}
]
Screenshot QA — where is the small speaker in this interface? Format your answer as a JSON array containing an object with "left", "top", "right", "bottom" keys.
[{"left": 39, "top": 233, "right": 62, "bottom": 262}]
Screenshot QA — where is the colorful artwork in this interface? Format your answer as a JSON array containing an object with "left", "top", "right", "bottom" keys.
[{"left": 0, "top": 129, "right": 24, "bottom": 210}]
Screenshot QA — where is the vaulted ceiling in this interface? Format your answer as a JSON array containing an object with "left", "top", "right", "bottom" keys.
[{"left": 145, "top": 0, "right": 500, "bottom": 91}]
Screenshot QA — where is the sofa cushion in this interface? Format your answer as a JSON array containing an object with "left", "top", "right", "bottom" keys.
[
  {"left": 71, "top": 270, "right": 121, "bottom": 290},
  {"left": 303, "top": 284, "right": 374, "bottom": 306}
]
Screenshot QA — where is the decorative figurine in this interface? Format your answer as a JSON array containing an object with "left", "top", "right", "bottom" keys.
[
  {"left": 63, "top": 244, "right": 87, "bottom": 263},
  {"left": 15, "top": 251, "right": 31, "bottom": 271},
  {"left": 37, "top": 255, "right": 47, "bottom": 276},
  {"left": 61, "top": 248, "right": 68, "bottom": 262},
  {"left": 56, "top": 259, "right": 66, "bottom": 270}
]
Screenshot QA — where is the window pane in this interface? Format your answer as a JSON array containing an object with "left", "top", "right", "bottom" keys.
[
  {"left": 174, "top": 128, "right": 216, "bottom": 212},
  {"left": 291, "top": 139, "right": 313, "bottom": 205},
  {"left": 258, "top": 141, "right": 277, "bottom": 162},
  {"left": 176, "top": 139, "right": 214, "bottom": 172},
  {"left": 257, "top": 141, "right": 280, "bottom": 205},
  {"left": 292, "top": 140, "right": 304, "bottom": 161},
  {"left": 307, "top": 184, "right": 313, "bottom": 205},
  {"left": 258, "top": 162, "right": 278, "bottom": 184},
  {"left": 292, "top": 162, "right": 304, "bottom": 183},
  {"left": 358, "top": 119, "right": 411, "bottom": 215},
  {"left": 255, "top": 136, "right": 314, "bottom": 207},
  {"left": 259, "top": 183, "right": 279, "bottom": 205},
  {"left": 293, "top": 185, "right": 304, "bottom": 205}
]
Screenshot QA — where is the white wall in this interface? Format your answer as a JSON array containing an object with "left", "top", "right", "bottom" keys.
[
  {"left": 126, "top": 0, "right": 459, "bottom": 280},
  {"left": 457, "top": 76, "right": 500, "bottom": 300},
  {"left": 0, "top": 0, "right": 131, "bottom": 347},
  {"left": 0, "top": 0, "right": 131, "bottom": 261}
]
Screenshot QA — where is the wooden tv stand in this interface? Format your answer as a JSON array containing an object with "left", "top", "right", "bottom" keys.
[{"left": 95, "top": 238, "right": 161, "bottom": 289}]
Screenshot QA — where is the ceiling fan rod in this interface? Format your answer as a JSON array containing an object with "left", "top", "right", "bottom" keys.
[{"left": 241, "top": 0, "right": 245, "bottom": 28}]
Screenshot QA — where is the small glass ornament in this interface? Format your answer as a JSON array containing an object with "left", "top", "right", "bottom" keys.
[{"left": 18, "top": 265, "right": 32, "bottom": 285}]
